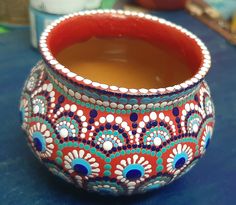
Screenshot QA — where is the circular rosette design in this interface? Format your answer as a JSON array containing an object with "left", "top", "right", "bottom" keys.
[
  {"left": 28, "top": 121, "right": 55, "bottom": 159},
  {"left": 180, "top": 103, "right": 203, "bottom": 134},
  {"left": 25, "top": 62, "right": 45, "bottom": 92},
  {"left": 19, "top": 94, "right": 31, "bottom": 130},
  {"left": 44, "top": 161, "right": 74, "bottom": 184},
  {"left": 137, "top": 175, "right": 172, "bottom": 193},
  {"left": 200, "top": 125, "right": 213, "bottom": 154},
  {"left": 55, "top": 117, "right": 79, "bottom": 140},
  {"left": 32, "top": 95, "right": 48, "bottom": 115},
  {"left": 63, "top": 149, "right": 103, "bottom": 187},
  {"left": 166, "top": 144, "right": 193, "bottom": 176},
  {"left": 187, "top": 113, "right": 202, "bottom": 134},
  {"left": 94, "top": 130, "right": 125, "bottom": 152},
  {"left": 204, "top": 96, "right": 214, "bottom": 116},
  {"left": 143, "top": 126, "right": 171, "bottom": 147},
  {"left": 114, "top": 154, "right": 153, "bottom": 193},
  {"left": 86, "top": 180, "right": 125, "bottom": 195},
  {"left": 26, "top": 73, "right": 38, "bottom": 92}
]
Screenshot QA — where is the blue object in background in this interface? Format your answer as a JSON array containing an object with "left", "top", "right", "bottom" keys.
[
  {"left": 29, "top": 7, "right": 63, "bottom": 48},
  {"left": 0, "top": 10, "right": 236, "bottom": 205},
  {"left": 205, "top": 0, "right": 236, "bottom": 19}
]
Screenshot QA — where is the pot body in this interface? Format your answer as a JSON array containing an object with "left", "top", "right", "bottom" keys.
[{"left": 20, "top": 60, "right": 215, "bottom": 195}]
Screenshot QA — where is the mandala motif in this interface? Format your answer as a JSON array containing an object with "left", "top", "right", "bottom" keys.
[
  {"left": 44, "top": 162, "right": 73, "bottom": 184},
  {"left": 200, "top": 125, "right": 213, "bottom": 154},
  {"left": 137, "top": 175, "right": 171, "bottom": 193},
  {"left": 94, "top": 130, "right": 125, "bottom": 151},
  {"left": 143, "top": 126, "right": 171, "bottom": 146},
  {"left": 26, "top": 74, "right": 38, "bottom": 92},
  {"left": 204, "top": 96, "right": 214, "bottom": 115},
  {"left": 28, "top": 122, "right": 54, "bottom": 158},
  {"left": 115, "top": 154, "right": 152, "bottom": 192},
  {"left": 32, "top": 95, "right": 48, "bottom": 115},
  {"left": 181, "top": 103, "right": 203, "bottom": 134},
  {"left": 87, "top": 180, "right": 125, "bottom": 195},
  {"left": 63, "top": 149, "right": 100, "bottom": 187},
  {"left": 55, "top": 117, "right": 79, "bottom": 139},
  {"left": 167, "top": 144, "right": 193, "bottom": 175},
  {"left": 187, "top": 113, "right": 202, "bottom": 134}
]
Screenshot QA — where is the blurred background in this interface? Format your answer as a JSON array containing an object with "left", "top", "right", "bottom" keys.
[
  {"left": 0, "top": 1, "right": 236, "bottom": 205},
  {"left": 0, "top": 0, "right": 236, "bottom": 46}
]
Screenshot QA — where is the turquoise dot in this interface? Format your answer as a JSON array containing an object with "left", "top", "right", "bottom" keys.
[
  {"left": 157, "top": 152, "right": 162, "bottom": 157},
  {"left": 156, "top": 165, "right": 164, "bottom": 172},
  {"left": 56, "top": 157, "right": 62, "bottom": 165},
  {"left": 105, "top": 158, "right": 111, "bottom": 163},
  {"left": 104, "top": 170, "right": 111, "bottom": 176},
  {"left": 57, "top": 151, "right": 63, "bottom": 157},
  {"left": 104, "top": 164, "right": 111, "bottom": 170},
  {"left": 157, "top": 158, "right": 163, "bottom": 164},
  {"left": 91, "top": 148, "right": 96, "bottom": 154}
]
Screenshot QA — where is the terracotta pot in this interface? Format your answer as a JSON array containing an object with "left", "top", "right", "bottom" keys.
[
  {"left": 20, "top": 10, "right": 215, "bottom": 195},
  {"left": 136, "top": 0, "right": 187, "bottom": 10}
]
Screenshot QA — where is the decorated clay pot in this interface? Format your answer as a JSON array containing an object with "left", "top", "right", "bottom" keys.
[{"left": 20, "top": 10, "right": 215, "bottom": 195}]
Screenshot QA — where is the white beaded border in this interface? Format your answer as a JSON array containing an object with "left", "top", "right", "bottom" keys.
[{"left": 39, "top": 9, "right": 211, "bottom": 96}]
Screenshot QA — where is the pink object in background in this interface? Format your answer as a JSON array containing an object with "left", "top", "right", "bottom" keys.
[{"left": 136, "top": 0, "right": 187, "bottom": 10}]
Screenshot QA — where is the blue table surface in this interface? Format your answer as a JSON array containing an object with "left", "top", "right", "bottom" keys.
[{"left": 0, "top": 10, "right": 236, "bottom": 205}]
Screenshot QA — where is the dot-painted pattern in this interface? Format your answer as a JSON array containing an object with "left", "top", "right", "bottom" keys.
[{"left": 20, "top": 61, "right": 215, "bottom": 195}]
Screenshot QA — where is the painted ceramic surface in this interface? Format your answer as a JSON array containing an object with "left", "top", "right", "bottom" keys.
[{"left": 20, "top": 11, "right": 215, "bottom": 195}]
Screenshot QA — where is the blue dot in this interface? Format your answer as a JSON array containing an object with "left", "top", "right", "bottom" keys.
[
  {"left": 126, "top": 169, "right": 142, "bottom": 180},
  {"left": 73, "top": 164, "right": 88, "bottom": 176},
  {"left": 172, "top": 107, "right": 179, "bottom": 116},
  {"left": 58, "top": 95, "right": 65, "bottom": 103},
  {"left": 33, "top": 138, "right": 43, "bottom": 152},
  {"left": 130, "top": 113, "right": 138, "bottom": 122},
  {"left": 205, "top": 138, "right": 210, "bottom": 149},
  {"left": 90, "top": 109, "right": 98, "bottom": 118},
  {"left": 175, "top": 157, "right": 186, "bottom": 169}
]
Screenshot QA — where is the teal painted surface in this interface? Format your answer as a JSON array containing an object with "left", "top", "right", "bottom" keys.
[{"left": 0, "top": 10, "right": 236, "bottom": 204}]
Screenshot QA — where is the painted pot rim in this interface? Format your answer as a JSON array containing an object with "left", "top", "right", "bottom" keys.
[{"left": 39, "top": 9, "right": 211, "bottom": 96}]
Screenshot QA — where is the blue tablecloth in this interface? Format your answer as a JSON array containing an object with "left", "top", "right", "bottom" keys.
[{"left": 0, "top": 10, "right": 235, "bottom": 205}]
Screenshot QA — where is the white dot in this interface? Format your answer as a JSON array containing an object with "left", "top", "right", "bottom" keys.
[
  {"left": 65, "top": 104, "right": 70, "bottom": 111},
  {"left": 103, "top": 141, "right": 113, "bottom": 151},
  {"left": 154, "top": 137, "right": 162, "bottom": 146},
  {"left": 165, "top": 116, "right": 170, "bottom": 122},
  {"left": 150, "top": 112, "right": 157, "bottom": 120},
  {"left": 77, "top": 110, "right": 83, "bottom": 116},
  {"left": 99, "top": 117, "right": 106, "bottom": 124},
  {"left": 70, "top": 104, "right": 77, "bottom": 112},
  {"left": 60, "top": 128, "right": 68, "bottom": 138},
  {"left": 33, "top": 105, "right": 39, "bottom": 114},
  {"left": 49, "top": 91, "right": 55, "bottom": 97},
  {"left": 47, "top": 83, "right": 53, "bottom": 92},
  {"left": 121, "top": 122, "right": 127, "bottom": 128},
  {"left": 159, "top": 112, "right": 165, "bottom": 120},
  {"left": 115, "top": 116, "right": 122, "bottom": 124},
  {"left": 106, "top": 114, "right": 114, "bottom": 123},
  {"left": 193, "top": 124, "right": 199, "bottom": 133},
  {"left": 185, "top": 104, "right": 190, "bottom": 111},
  {"left": 81, "top": 116, "right": 86, "bottom": 122},
  {"left": 82, "top": 128, "right": 87, "bottom": 133},
  {"left": 139, "top": 121, "right": 145, "bottom": 128},
  {"left": 143, "top": 115, "right": 149, "bottom": 122}
]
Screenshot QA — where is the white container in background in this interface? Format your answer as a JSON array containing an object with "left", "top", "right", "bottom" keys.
[{"left": 30, "top": 0, "right": 102, "bottom": 15}]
